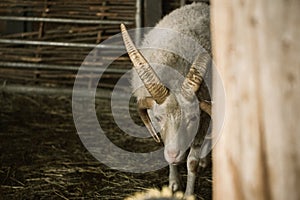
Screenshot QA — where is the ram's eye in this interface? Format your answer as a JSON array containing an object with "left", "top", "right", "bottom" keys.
[
  {"left": 155, "top": 116, "right": 162, "bottom": 123},
  {"left": 190, "top": 115, "right": 198, "bottom": 122}
]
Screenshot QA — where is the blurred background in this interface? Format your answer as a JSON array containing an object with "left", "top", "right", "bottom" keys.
[{"left": 0, "top": 1, "right": 212, "bottom": 199}]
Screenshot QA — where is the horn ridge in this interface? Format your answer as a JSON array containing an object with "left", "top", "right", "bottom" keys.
[
  {"left": 182, "top": 52, "right": 210, "bottom": 100},
  {"left": 121, "top": 23, "right": 169, "bottom": 104}
]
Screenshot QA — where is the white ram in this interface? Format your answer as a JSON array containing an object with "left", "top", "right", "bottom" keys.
[{"left": 121, "top": 2, "right": 212, "bottom": 196}]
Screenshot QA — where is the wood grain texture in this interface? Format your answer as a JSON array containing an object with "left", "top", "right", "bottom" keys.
[{"left": 211, "top": 0, "right": 300, "bottom": 199}]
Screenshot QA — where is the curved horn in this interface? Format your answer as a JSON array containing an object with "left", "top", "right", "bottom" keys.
[
  {"left": 120, "top": 24, "right": 169, "bottom": 105},
  {"left": 181, "top": 52, "right": 211, "bottom": 100}
]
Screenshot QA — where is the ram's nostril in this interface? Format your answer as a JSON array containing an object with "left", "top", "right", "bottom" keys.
[{"left": 167, "top": 149, "right": 180, "bottom": 158}]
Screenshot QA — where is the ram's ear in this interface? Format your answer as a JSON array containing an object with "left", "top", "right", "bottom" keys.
[
  {"left": 137, "top": 97, "right": 155, "bottom": 109},
  {"left": 199, "top": 100, "right": 211, "bottom": 116},
  {"left": 137, "top": 98, "right": 160, "bottom": 143}
]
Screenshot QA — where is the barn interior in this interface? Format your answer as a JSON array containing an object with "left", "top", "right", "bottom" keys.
[{"left": 0, "top": 0, "right": 212, "bottom": 199}]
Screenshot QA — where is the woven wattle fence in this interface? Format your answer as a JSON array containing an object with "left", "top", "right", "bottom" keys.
[
  {"left": 0, "top": 0, "right": 199, "bottom": 88},
  {"left": 0, "top": 0, "right": 138, "bottom": 88}
]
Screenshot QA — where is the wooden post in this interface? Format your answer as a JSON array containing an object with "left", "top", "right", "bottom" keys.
[{"left": 211, "top": 0, "right": 300, "bottom": 200}]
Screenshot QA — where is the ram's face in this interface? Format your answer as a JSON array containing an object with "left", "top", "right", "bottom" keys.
[{"left": 150, "top": 94, "right": 200, "bottom": 164}]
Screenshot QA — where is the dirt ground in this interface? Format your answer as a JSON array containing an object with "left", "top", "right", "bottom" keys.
[{"left": 0, "top": 88, "right": 212, "bottom": 200}]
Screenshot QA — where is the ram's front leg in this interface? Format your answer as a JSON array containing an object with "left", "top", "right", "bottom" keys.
[
  {"left": 185, "top": 147, "right": 200, "bottom": 196},
  {"left": 185, "top": 133, "right": 211, "bottom": 196},
  {"left": 169, "top": 164, "right": 182, "bottom": 192},
  {"left": 185, "top": 147, "right": 208, "bottom": 196}
]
